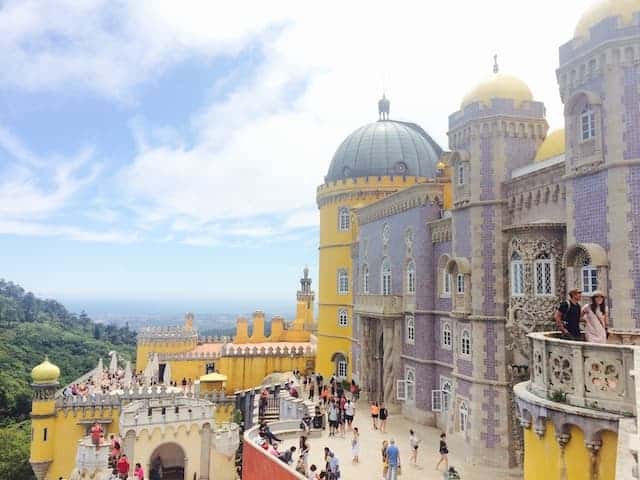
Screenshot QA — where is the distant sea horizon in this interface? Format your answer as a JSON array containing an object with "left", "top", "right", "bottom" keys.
[{"left": 58, "top": 296, "right": 298, "bottom": 330}]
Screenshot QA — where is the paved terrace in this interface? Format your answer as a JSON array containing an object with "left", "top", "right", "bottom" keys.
[{"left": 279, "top": 400, "right": 522, "bottom": 480}]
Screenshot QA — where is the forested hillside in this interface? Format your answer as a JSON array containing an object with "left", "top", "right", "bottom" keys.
[{"left": 0, "top": 279, "right": 137, "bottom": 479}]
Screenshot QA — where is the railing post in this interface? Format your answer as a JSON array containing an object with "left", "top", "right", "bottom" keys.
[{"left": 571, "top": 343, "right": 586, "bottom": 407}]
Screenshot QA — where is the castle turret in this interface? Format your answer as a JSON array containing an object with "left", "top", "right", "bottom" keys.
[
  {"left": 296, "top": 266, "right": 315, "bottom": 331},
  {"left": 184, "top": 312, "right": 194, "bottom": 331},
  {"left": 249, "top": 311, "right": 266, "bottom": 343},
  {"left": 29, "top": 356, "right": 60, "bottom": 480}
]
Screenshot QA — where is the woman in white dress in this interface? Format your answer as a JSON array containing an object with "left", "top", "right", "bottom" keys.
[
  {"left": 351, "top": 427, "right": 360, "bottom": 464},
  {"left": 582, "top": 290, "right": 608, "bottom": 343}
]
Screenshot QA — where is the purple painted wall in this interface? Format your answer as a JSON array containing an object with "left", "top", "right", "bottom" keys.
[
  {"left": 629, "top": 166, "right": 640, "bottom": 326},
  {"left": 453, "top": 209, "right": 471, "bottom": 258},
  {"left": 572, "top": 170, "right": 609, "bottom": 247},
  {"left": 623, "top": 65, "right": 640, "bottom": 160}
]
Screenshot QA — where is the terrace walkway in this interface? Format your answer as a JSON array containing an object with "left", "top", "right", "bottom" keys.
[{"left": 280, "top": 400, "right": 522, "bottom": 480}]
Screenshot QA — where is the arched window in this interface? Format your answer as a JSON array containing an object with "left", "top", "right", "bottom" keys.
[
  {"left": 461, "top": 329, "right": 471, "bottom": 356},
  {"left": 382, "top": 223, "right": 391, "bottom": 245},
  {"left": 581, "top": 105, "right": 595, "bottom": 141},
  {"left": 338, "top": 207, "right": 350, "bottom": 231},
  {"left": 443, "top": 270, "right": 451, "bottom": 297},
  {"left": 362, "top": 264, "right": 369, "bottom": 294},
  {"left": 456, "top": 274, "right": 465, "bottom": 294},
  {"left": 337, "top": 269, "right": 349, "bottom": 295},
  {"left": 382, "top": 259, "right": 392, "bottom": 295},
  {"left": 335, "top": 355, "right": 347, "bottom": 378},
  {"left": 510, "top": 252, "right": 524, "bottom": 296},
  {"left": 338, "top": 309, "right": 348, "bottom": 327},
  {"left": 441, "top": 322, "right": 452, "bottom": 349},
  {"left": 406, "top": 260, "right": 416, "bottom": 294},
  {"left": 582, "top": 265, "right": 598, "bottom": 294},
  {"left": 405, "top": 315, "right": 415, "bottom": 344},
  {"left": 440, "top": 377, "right": 453, "bottom": 411},
  {"left": 459, "top": 401, "right": 469, "bottom": 433},
  {"left": 534, "top": 253, "right": 554, "bottom": 296},
  {"left": 405, "top": 368, "right": 415, "bottom": 402}
]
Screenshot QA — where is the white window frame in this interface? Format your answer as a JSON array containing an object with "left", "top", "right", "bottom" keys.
[
  {"left": 459, "top": 401, "right": 469, "bottom": 433},
  {"left": 456, "top": 273, "right": 465, "bottom": 294},
  {"left": 337, "top": 269, "right": 349, "bottom": 295},
  {"left": 534, "top": 257, "right": 554, "bottom": 297},
  {"left": 457, "top": 164, "right": 465, "bottom": 185},
  {"left": 338, "top": 309, "right": 348, "bottom": 328},
  {"left": 431, "top": 390, "right": 442, "bottom": 412},
  {"left": 442, "top": 271, "right": 451, "bottom": 298},
  {"left": 396, "top": 379, "right": 407, "bottom": 401},
  {"left": 337, "top": 360, "right": 347, "bottom": 378},
  {"left": 582, "top": 266, "right": 598, "bottom": 294},
  {"left": 338, "top": 207, "right": 350, "bottom": 231},
  {"left": 580, "top": 106, "right": 596, "bottom": 141},
  {"left": 510, "top": 253, "right": 524, "bottom": 297},
  {"left": 362, "top": 264, "right": 369, "bottom": 294},
  {"left": 460, "top": 329, "right": 471, "bottom": 357},
  {"left": 441, "top": 321, "right": 452, "bottom": 350},
  {"left": 440, "top": 377, "right": 453, "bottom": 412},
  {"left": 406, "top": 260, "right": 416, "bottom": 294},
  {"left": 405, "top": 315, "right": 415, "bottom": 345},
  {"left": 382, "top": 260, "right": 392, "bottom": 296}
]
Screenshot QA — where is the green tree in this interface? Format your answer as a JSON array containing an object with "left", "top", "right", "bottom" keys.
[{"left": 0, "top": 421, "right": 35, "bottom": 480}]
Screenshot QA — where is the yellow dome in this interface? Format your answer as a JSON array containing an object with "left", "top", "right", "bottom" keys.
[
  {"left": 534, "top": 129, "right": 566, "bottom": 162},
  {"left": 461, "top": 73, "right": 533, "bottom": 108},
  {"left": 574, "top": 0, "right": 640, "bottom": 38},
  {"left": 31, "top": 356, "right": 61, "bottom": 384}
]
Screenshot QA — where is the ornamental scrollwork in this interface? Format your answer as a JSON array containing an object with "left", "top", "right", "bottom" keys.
[
  {"left": 584, "top": 357, "right": 624, "bottom": 395},
  {"left": 548, "top": 350, "right": 575, "bottom": 393}
]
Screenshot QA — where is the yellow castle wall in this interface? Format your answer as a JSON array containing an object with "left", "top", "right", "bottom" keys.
[
  {"left": 523, "top": 420, "right": 617, "bottom": 480},
  {"left": 136, "top": 339, "right": 197, "bottom": 373},
  {"left": 46, "top": 407, "right": 120, "bottom": 480}
]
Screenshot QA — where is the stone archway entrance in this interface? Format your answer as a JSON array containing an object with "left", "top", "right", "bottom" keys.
[{"left": 149, "top": 442, "right": 185, "bottom": 480}]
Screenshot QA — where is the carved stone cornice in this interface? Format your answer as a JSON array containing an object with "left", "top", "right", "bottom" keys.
[
  {"left": 354, "top": 183, "right": 444, "bottom": 226},
  {"left": 429, "top": 217, "right": 452, "bottom": 243}
]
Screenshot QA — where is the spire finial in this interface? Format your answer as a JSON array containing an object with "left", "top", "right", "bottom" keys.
[{"left": 493, "top": 54, "right": 499, "bottom": 74}]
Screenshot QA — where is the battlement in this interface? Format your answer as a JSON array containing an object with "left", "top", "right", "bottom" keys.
[
  {"left": 157, "top": 350, "right": 222, "bottom": 361},
  {"left": 197, "top": 335, "right": 232, "bottom": 344},
  {"left": 220, "top": 343, "right": 315, "bottom": 357}
]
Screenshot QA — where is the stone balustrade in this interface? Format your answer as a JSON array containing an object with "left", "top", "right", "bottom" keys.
[
  {"left": 220, "top": 344, "right": 314, "bottom": 357},
  {"left": 157, "top": 351, "right": 222, "bottom": 361},
  {"left": 56, "top": 386, "right": 233, "bottom": 409},
  {"left": 212, "top": 423, "right": 241, "bottom": 457},
  {"left": 607, "top": 329, "right": 640, "bottom": 346},
  {"left": 354, "top": 294, "right": 404, "bottom": 317},
  {"left": 529, "top": 332, "right": 639, "bottom": 415},
  {"left": 197, "top": 335, "right": 232, "bottom": 344}
]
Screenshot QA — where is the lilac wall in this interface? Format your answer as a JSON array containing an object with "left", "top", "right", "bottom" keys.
[
  {"left": 623, "top": 65, "right": 640, "bottom": 160},
  {"left": 453, "top": 209, "right": 471, "bottom": 258},
  {"left": 629, "top": 166, "right": 640, "bottom": 326},
  {"left": 433, "top": 240, "right": 452, "bottom": 312},
  {"left": 572, "top": 170, "right": 609, "bottom": 247}
]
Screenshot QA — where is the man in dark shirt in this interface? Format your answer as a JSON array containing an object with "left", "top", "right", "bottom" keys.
[{"left": 555, "top": 289, "right": 582, "bottom": 339}]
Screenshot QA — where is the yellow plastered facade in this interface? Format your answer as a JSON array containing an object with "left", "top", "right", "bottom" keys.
[{"left": 523, "top": 421, "right": 617, "bottom": 480}]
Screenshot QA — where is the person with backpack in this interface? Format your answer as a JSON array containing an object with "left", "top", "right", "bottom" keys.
[{"left": 555, "top": 289, "right": 583, "bottom": 340}]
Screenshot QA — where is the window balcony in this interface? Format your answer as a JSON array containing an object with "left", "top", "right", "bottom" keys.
[{"left": 353, "top": 294, "right": 403, "bottom": 317}]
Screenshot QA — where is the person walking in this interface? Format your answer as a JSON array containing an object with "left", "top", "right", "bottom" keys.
[
  {"left": 370, "top": 401, "right": 380, "bottom": 430},
  {"left": 345, "top": 399, "right": 355, "bottom": 431},
  {"left": 379, "top": 402, "right": 388, "bottom": 433},
  {"left": 133, "top": 463, "right": 144, "bottom": 480},
  {"left": 555, "top": 289, "right": 583, "bottom": 340},
  {"left": 385, "top": 439, "right": 401, "bottom": 480},
  {"left": 409, "top": 429, "right": 421, "bottom": 464},
  {"left": 117, "top": 454, "right": 130, "bottom": 480},
  {"left": 351, "top": 427, "right": 360, "bottom": 464},
  {"left": 381, "top": 440, "right": 389, "bottom": 480},
  {"left": 436, "top": 433, "right": 449, "bottom": 472},
  {"left": 327, "top": 451, "right": 340, "bottom": 480},
  {"left": 328, "top": 401, "right": 338, "bottom": 437},
  {"left": 582, "top": 291, "right": 608, "bottom": 343}
]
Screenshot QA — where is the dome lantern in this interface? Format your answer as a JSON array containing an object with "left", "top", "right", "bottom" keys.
[{"left": 378, "top": 94, "right": 390, "bottom": 121}]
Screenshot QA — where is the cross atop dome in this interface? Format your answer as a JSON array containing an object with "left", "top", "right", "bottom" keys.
[{"left": 378, "top": 93, "right": 390, "bottom": 120}]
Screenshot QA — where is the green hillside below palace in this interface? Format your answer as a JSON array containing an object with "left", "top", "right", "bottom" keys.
[{"left": 0, "top": 279, "right": 136, "bottom": 480}]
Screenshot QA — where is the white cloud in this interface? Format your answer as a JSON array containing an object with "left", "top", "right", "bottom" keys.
[
  {"left": 0, "top": 219, "right": 139, "bottom": 243},
  {"left": 0, "top": 1, "right": 591, "bottom": 243}
]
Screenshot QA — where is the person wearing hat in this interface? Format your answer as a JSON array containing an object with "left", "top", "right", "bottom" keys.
[
  {"left": 582, "top": 290, "right": 608, "bottom": 343},
  {"left": 555, "top": 289, "right": 583, "bottom": 340}
]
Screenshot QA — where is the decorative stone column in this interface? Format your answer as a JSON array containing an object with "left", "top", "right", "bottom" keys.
[
  {"left": 29, "top": 460, "right": 51, "bottom": 480},
  {"left": 200, "top": 423, "right": 212, "bottom": 480},
  {"left": 586, "top": 439, "right": 602, "bottom": 480},
  {"left": 382, "top": 319, "right": 396, "bottom": 408},
  {"left": 556, "top": 431, "right": 571, "bottom": 480}
]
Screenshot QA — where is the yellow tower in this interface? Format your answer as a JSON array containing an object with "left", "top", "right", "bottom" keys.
[
  {"left": 315, "top": 95, "right": 443, "bottom": 379},
  {"left": 29, "top": 356, "right": 60, "bottom": 480}
]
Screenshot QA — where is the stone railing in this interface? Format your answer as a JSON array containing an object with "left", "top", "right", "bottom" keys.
[
  {"left": 119, "top": 396, "right": 216, "bottom": 429},
  {"left": 607, "top": 329, "right": 640, "bottom": 346},
  {"left": 198, "top": 335, "right": 232, "bottom": 344},
  {"left": 220, "top": 344, "right": 315, "bottom": 357},
  {"left": 72, "top": 436, "right": 111, "bottom": 476},
  {"left": 243, "top": 423, "right": 306, "bottom": 480},
  {"left": 56, "top": 367, "right": 100, "bottom": 397},
  {"left": 354, "top": 294, "right": 403, "bottom": 317},
  {"left": 56, "top": 386, "right": 233, "bottom": 409},
  {"left": 529, "top": 332, "right": 639, "bottom": 415},
  {"left": 137, "top": 325, "right": 199, "bottom": 341}
]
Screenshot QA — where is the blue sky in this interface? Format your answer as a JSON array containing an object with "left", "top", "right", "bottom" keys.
[{"left": 0, "top": 0, "right": 588, "bottom": 310}]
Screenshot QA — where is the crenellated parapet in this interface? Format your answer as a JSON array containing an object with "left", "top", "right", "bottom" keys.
[
  {"left": 137, "top": 325, "right": 198, "bottom": 343},
  {"left": 197, "top": 335, "right": 231, "bottom": 344}
]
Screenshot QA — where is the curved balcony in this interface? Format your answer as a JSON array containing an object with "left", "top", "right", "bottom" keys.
[
  {"left": 353, "top": 294, "right": 403, "bottom": 317},
  {"left": 528, "top": 332, "right": 639, "bottom": 415}
]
